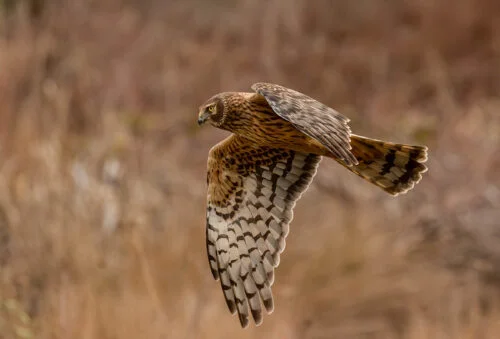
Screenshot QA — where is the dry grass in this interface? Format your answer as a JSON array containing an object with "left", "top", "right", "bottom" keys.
[{"left": 0, "top": 0, "right": 499, "bottom": 338}]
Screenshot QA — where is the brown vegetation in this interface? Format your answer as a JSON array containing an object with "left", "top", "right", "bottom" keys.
[{"left": 0, "top": 0, "right": 499, "bottom": 338}]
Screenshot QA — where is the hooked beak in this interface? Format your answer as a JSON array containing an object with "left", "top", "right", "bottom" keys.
[{"left": 197, "top": 111, "right": 210, "bottom": 126}]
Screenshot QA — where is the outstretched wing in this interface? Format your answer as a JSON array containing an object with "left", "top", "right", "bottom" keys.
[
  {"left": 251, "top": 82, "right": 358, "bottom": 166},
  {"left": 206, "top": 134, "right": 321, "bottom": 328}
]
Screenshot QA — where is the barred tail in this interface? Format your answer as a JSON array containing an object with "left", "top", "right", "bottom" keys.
[{"left": 337, "top": 135, "right": 428, "bottom": 195}]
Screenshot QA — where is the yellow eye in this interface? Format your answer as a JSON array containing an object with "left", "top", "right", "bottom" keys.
[{"left": 208, "top": 105, "right": 216, "bottom": 113}]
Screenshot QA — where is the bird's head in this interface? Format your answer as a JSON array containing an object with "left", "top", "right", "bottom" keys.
[{"left": 197, "top": 94, "right": 228, "bottom": 128}]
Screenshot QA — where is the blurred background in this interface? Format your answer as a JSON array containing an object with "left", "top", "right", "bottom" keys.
[{"left": 0, "top": 0, "right": 499, "bottom": 338}]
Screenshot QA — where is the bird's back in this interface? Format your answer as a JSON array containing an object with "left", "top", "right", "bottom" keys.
[{"left": 224, "top": 93, "right": 331, "bottom": 156}]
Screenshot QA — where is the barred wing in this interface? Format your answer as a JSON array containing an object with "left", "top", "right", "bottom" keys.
[
  {"left": 251, "top": 82, "right": 358, "bottom": 166},
  {"left": 206, "top": 135, "right": 321, "bottom": 327}
]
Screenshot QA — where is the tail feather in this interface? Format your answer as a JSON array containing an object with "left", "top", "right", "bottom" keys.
[{"left": 338, "top": 134, "right": 428, "bottom": 195}]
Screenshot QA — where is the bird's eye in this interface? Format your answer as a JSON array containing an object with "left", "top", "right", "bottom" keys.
[{"left": 208, "top": 105, "right": 216, "bottom": 113}]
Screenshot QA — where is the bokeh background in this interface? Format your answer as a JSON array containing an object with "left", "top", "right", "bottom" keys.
[{"left": 0, "top": 0, "right": 499, "bottom": 338}]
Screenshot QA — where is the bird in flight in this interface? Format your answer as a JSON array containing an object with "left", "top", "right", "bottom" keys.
[{"left": 197, "top": 82, "right": 428, "bottom": 328}]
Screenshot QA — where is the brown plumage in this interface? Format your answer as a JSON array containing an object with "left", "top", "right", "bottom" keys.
[{"left": 198, "top": 82, "right": 428, "bottom": 328}]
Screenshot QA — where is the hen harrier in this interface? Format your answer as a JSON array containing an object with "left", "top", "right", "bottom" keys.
[{"left": 197, "top": 82, "right": 428, "bottom": 328}]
